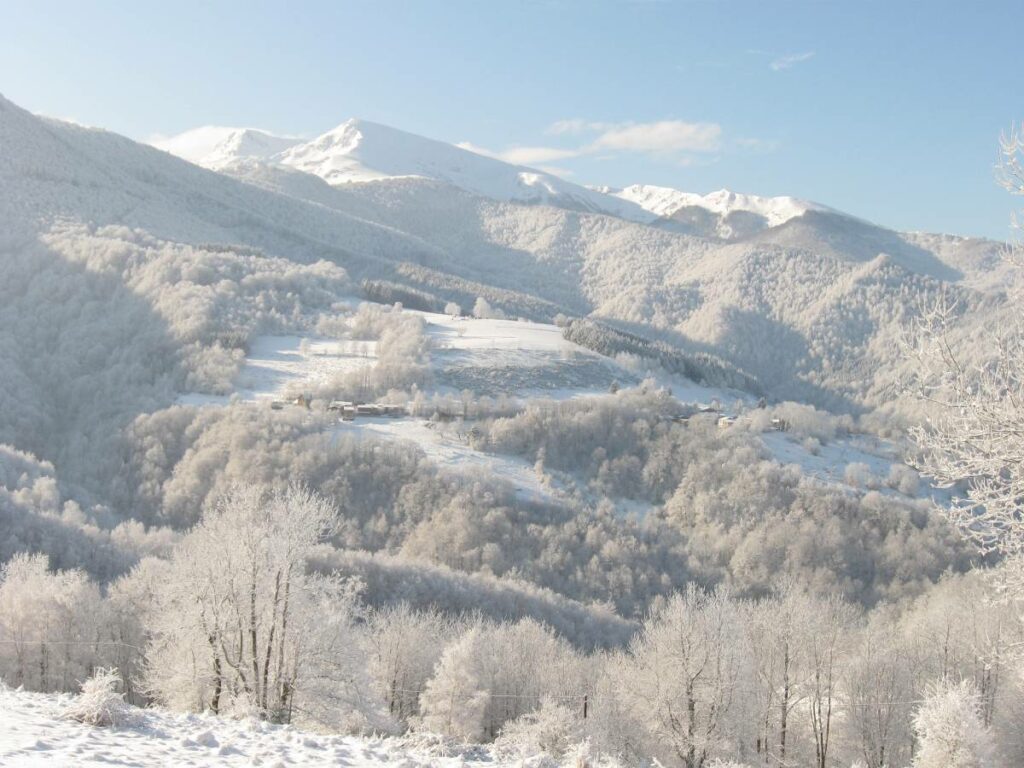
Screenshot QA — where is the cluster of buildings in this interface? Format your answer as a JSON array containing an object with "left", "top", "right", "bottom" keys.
[
  {"left": 327, "top": 400, "right": 406, "bottom": 421},
  {"left": 268, "top": 396, "right": 407, "bottom": 420}
]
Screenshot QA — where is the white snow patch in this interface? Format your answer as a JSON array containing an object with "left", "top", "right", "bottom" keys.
[
  {"left": 177, "top": 335, "right": 375, "bottom": 407},
  {"left": 334, "top": 417, "right": 552, "bottom": 503},
  {"left": 0, "top": 686, "right": 580, "bottom": 767},
  {"left": 759, "top": 430, "right": 951, "bottom": 503},
  {"left": 420, "top": 312, "right": 577, "bottom": 353}
]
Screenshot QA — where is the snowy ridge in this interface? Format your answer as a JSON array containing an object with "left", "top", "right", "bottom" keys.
[
  {"left": 155, "top": 118, "right": 656, "bottom": 221},
  {"left": 277, "top": 119, "right": 656, "bottom": 222},
  {"left": 611, "top": 183, "right": 827, "bottom": 226},
  {"left": 152, "top": 126, "right": 303, "bottom": 170}
]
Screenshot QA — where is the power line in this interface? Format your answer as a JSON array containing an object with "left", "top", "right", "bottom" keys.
[{"left": 0, "top": 639, "right": 143, "bottom": 652}]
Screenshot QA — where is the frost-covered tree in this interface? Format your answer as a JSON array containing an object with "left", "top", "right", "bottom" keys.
[
  {"left": 616, "top": 586, "right": 743, "bottom": 768},
  {"left": 417, "top": 627, "right": 490, "bottom": 742},
  {"left": 744, "top": 585, "right": 809, "bottom": 766},
  {"left": 912, "top": 681, "right": 994, "bottom": 768},
  {"left": 494, "top": 695, "right": 584, "bottom": 760},
  {"left": 743, "top": 584, "right": 856, "bottom": 768},
  {"left": 907, "top": 126, "right": 1024, "bottom": 604},
  {"left": 0, "top": 552, "right": 104, "bottom": 692},
  {"left": 845, "top": 623, "right": 915, "bottom": 768},
  {"left": 472, "top": 296, "right": 506, "bottom": 320},
  {"left": 366, "top": 603, "right": 461, "bottom": 725},
  {"left": 803, "top": 593, "right": 859, "bottom": 768},
  {"left": 142, "top": 484, "right": 381, "bottom": 729},
  {"left": 64, "top": 667, "right": 134, "bottom": 727}
]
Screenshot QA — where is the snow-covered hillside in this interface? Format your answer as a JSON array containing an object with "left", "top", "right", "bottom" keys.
[
  {"left": 2, "top": 90, "right": 1006, "bottom": 416},
  {"left": 0, "top": 686, "right": 587, "bottom": 768}
]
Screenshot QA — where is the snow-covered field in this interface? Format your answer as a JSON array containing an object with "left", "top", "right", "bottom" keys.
[
  {"left": 178, "top": 310, "right": 743, "bottom": 408},
  {"left": 0, "top": 687, "right": 569, "bottom": 767},
  {"left": 336, "top": 416, "right": 552, "bottom": 502},
  {"left": 758, "top": 430, "right": 951, "bottom": 504},
  {"left": 178, "top": 335, "right": 377, "bottom": 408},
  {"left": 177, "top": 312, "right": 613, "bottom": 408}
]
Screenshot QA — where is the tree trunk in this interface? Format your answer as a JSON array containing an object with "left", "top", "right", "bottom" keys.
[
  {"left": 261, "top": 570, "right": 282, "bottom": 713},
  {"left": 211, "top": 647, "right": 222, "bottom": 714},
  {"left": 780, "top": 644, "right": 790, "bottom": 765},
  {"left": 275, "top": 571, "right": 292, "bottom": 712},
  {"left": 687, "top": 680, "right": 697, "bottom": 768},
  {"left": 249, "top": 576, "right": 261, "bottom": 710}
]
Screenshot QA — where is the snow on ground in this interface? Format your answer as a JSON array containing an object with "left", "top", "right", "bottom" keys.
[
  {"left": 422, "top": 312, "right": 637, "bottom": 398},
  {"left": 176, "top": 310, "right": 747, "bottom": 410},
  {"left": 173, "top": 310, "right": 947, "bottom": 508},
  {"left": 421, "top": 312, "right": 575, "bottom": 352},
  {"left": 175, "top": 312, "right": 636, "bottom": 407},
  {"left": 178, "top": 335, "right": 376, "bottom": 407},
  {"left": 759, "top": 430, "right": 952, "bottom": 504},
  {"left": 0, "top": 686, "right": 562, "bottom": 768},
  {"left": 334, "top": 416, "right": 552, "bottom": 503}
]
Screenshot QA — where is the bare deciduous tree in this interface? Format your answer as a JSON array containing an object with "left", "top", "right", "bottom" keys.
[
  {"left": 142, "top": 484, "right": 380, "bottom": 729},
  {"left": 906, "top": 126, "right": 1024, "bottom": 608}
]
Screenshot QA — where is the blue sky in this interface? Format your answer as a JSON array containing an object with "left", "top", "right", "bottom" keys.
[{"left": 1, "top": 0, "right": 1020, "bottom": 239}]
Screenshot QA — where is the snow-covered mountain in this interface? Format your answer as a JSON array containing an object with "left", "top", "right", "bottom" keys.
[
  {"left": 597, "top": 183, "right": 832, "bottom": 239},
  {"left": 154, "top": 119, "right": 657, "bottom": 222},
  {"left": 155, "top": 119, "right": 910, "bottom": 246},
  {"left": 611, "top": 183, "right": 826, "bottom": 225},
  {"left": 152, "top": 126, "right": 303, "bottom": 170}
]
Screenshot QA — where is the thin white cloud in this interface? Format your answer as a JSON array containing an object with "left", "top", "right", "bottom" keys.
[
  {"left": 545, "top": 118, "right": 603, "bottom": 136},
  {"left": 588, "top": 120, "right": 722, "bottom": 153},
  {"left": 455, "top": 141, "right": 499, "bottom": 158},
  {"left": 457, "top": 141, "right": 582, "bottom": 166},
  {"left": 536, "top": 165, "right": 575, "bottom": 178},
  {"left": 547, "top": 118, "right": 722, "bottom": 153},
  {"left": 770, "top": 51, "right": 815, "bottom": 71},
  {"left": 736, "top": 137, "right": 780, "bottom": 153},
  {"left": 464, "top": 118, "right": 732, "bottom": 172},
  {"left": 498, "top": 146, "right": 584, "bottom": 165}
]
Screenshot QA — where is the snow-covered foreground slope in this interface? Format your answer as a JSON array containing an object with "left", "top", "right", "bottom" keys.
[{"left": 0, "top": 687, "right": 585, "bottom": 768}]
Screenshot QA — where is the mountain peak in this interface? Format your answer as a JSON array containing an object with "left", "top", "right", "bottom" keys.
[
  {"left": 152, "top": 118, "right": 840, "bottom": 232},
  {"left": 271, "top": 120, "right": 656, "bottom": 220},
  {"left": 151, "top": 126, "right": 303, "bottom": 170},
  {"left": 613, "top": 183, "right": 827, "bottom": 233}
]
